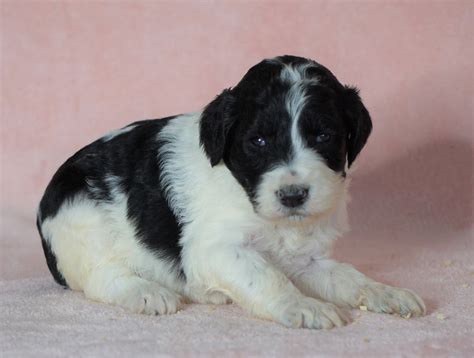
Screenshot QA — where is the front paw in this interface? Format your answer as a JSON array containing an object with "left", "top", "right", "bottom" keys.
[
  {"left": 358, "top": 284, "right": 426, "bottom": 317},
  {"left": 274, "top": 296, "right": 351, "bottom": 329}
]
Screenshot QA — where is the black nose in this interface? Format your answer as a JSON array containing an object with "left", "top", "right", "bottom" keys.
[{"left": 276, "top": 185, "right": 309, "bottom": 208}]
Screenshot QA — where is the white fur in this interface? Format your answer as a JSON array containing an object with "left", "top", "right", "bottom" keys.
[
  {"left": 254, "top": 148, "right": 347, "bottom": 224},
  {"left": 275, "top": 59, "right": 317, "bottom": 85},
  {"left": 102, "top": 125, "right": 137, "bottom": 142}
]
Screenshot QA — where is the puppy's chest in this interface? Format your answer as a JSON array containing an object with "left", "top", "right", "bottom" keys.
[{"left": 247, "top": 225, "right": 333, "bottom": 275}]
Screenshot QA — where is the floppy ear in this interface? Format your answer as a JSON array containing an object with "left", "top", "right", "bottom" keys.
[
  {"left": 199, "top": 89, "right": 237, "bottom": 166},
  {"left": 342, "top": 86, "right": 373, "bottom": 167}
]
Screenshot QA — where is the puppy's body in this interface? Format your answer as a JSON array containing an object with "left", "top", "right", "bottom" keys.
[{"left": 38, "top": 56, "right": 425, "bottom": 328}]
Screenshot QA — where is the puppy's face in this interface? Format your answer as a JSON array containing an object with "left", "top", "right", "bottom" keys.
[{"left": 200, "top": 56, "right": 372, "bottom": 223}]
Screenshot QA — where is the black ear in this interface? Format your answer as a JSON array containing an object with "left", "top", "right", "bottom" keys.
[
  {"left": 342, "top": 86, "right": 372, "bottom": 167},
  {"left": 200, "top": 89, "right": 237, "bottom": 166}
]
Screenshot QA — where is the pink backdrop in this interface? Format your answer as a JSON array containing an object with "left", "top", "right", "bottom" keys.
[
  {"left": 1, "top": 2, "right": 474, "bottom": 356},
  {"left": 1, "top": 1, "right": 473, "bottom": 279}
]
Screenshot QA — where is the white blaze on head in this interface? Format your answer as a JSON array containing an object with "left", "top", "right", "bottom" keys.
[
  {"left": 286, "top": 81, "right": 308, "bottom": 153},
  {"left": 279, "top": 63, "right": 319, "bottom": 154}
]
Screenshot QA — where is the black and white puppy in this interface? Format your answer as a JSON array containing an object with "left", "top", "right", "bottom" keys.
[{"left": 37, "top": 56, "right": 425, "bottom": 329}]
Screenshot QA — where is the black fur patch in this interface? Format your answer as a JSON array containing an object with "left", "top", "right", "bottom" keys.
[
  {"left": 37, "top": 116, "right": 185, "bottom": 285},
  {"left": 298, "top": 84, "right": 348, "bottom": 172}
]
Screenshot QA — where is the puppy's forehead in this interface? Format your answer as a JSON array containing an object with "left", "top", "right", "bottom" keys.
[
  {"left": 233, "top": 57, "right": 344, "bottom": 130},
  {"left": 237, "top": 57, "right": 340, "bottom": 125},
  {"left": 235, "top": 56, "right": 341, "bottom": 94}
]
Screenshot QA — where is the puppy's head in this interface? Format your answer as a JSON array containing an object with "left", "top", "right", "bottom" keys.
[{"left": 200, "top": 55, "right": 372, "bottom": 223}]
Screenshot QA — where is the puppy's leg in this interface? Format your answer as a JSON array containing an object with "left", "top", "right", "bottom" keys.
[
  {"left": 190, "top": 245, "right": 350, "bottom": 329},
  {"left": 292, "top": 259, "right": 426, "bottom": 317},
  {"left": 83, "top": 265, "right": 183, "bottom": 315},
  {"left": 42, "top": 196, "right": 183, "bottom": 315}
]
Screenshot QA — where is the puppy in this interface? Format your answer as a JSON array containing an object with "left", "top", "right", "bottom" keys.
[{"left": 37, "top": 55, "right": 425, "bottom": 329}]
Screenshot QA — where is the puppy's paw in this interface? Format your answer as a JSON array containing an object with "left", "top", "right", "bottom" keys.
[
  {"left": 117, "top": 282, "right": 183, "bottom": 315},
  {"left": 358, "top": 283, "right": 426, "bottom": 317},
  {"left": 203, "top": 291, "right": 232, "bottom": 305},
  {"left": 275, "top": 297, "right": 350, "bottom": 329}
]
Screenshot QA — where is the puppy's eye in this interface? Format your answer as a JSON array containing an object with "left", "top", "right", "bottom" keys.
[
  {"left": 250, "top": 136, "right": 267, "bottom": 148},
  {"left": 315, "top": 133, "right": 331, "bottom": 143}
]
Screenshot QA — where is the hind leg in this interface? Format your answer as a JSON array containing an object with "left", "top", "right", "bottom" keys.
[
  {"left": 83, "top": 264, "right": 183, "bottom": 315},
  {"left": 41, "top": 196, "right": 184, "bottom": 315}
]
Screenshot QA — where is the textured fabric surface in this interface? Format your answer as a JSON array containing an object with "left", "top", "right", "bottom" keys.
[
  {"left": 1, "top": 1, "right": 473, "bottom": 357},
  {"left": 1, "top": 229, "right": 473, "bottom": 357}
]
